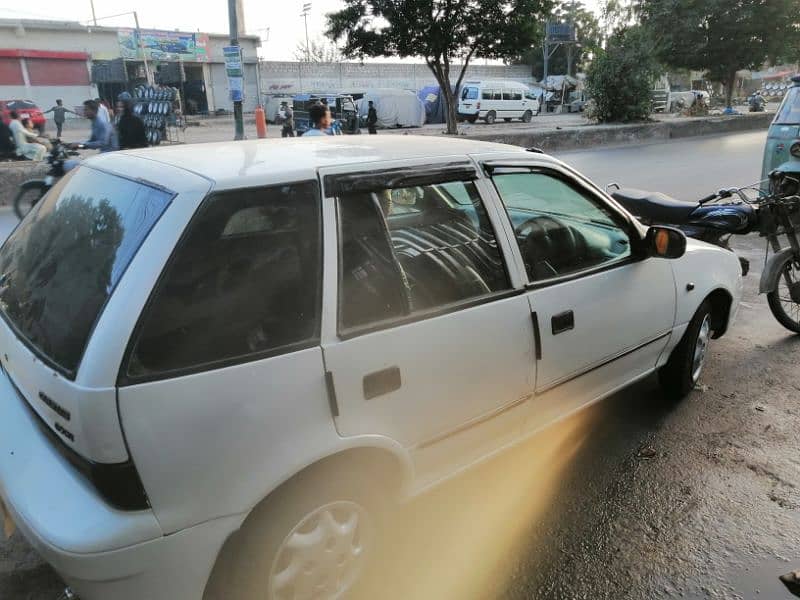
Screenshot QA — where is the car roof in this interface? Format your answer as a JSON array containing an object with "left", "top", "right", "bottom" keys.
[{"left": 114, "top": 135, "right": 533, "bottom": 190}]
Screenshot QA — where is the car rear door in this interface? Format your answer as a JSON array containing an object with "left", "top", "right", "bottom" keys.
[
  {"left": 483, "top": 160, "right": 676, "bottom": 428},
  {"left": 318, "top": 158, "right": 536, "bottom": 487}
]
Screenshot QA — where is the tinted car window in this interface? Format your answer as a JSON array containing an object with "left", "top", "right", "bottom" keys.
[
  {"left": 482, "top": 89, "right": 493, "bottom": 100},
  {"left": 0, "top": 167, "right": 172, "bottom": 376},
  {"left": 492, "top": 171, "right": 631, "bottom": 282},
  {"left": 337, "top": 180, "right": 510, "bottom": 331},
  {"left": 775, "top": 87, "right": 800, "bottom": 124},
  {"left": 127, "top": 181, "right": 321, "bottom": 379}
]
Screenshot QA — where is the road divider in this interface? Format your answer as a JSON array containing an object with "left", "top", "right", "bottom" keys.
[{"left": 464, "top": 112, "right": 774, "bottom": 152}]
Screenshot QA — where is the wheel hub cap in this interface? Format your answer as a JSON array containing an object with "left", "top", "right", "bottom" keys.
[
  {"left": 692, "top": 315, "right": 711, "bottom": 383},
  {"left": 270, "top": 501, "right": 372, "bottom": 600}
]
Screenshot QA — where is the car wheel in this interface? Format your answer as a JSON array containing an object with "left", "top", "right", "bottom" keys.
[
  {"left": 485, "top": 111, "right": 496, "bottom": 124},
  {"left": 36, "top": 124, "right": 46, "bottom": 135},
  {"left": 232, "top": 464, "right": 388, "bottom": 600},
  {"left": 658, "top": 299, "right": 713, "bottom": 399},
  {"left": 521, "top": 110, "right": 532, "bottom": 123}
]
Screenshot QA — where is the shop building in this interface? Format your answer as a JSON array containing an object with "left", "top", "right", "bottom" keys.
[{"left": 0, "top": 18, "right": 260, "bottom": 117}]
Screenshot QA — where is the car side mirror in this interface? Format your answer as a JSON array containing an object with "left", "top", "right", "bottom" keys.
[{"left": 645, "top": 226, "right": 686, "bottom": 259}]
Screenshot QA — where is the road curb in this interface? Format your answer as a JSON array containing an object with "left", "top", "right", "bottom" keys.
[{"left": 463, "top": 112, "right": 774, "bottom": 152}]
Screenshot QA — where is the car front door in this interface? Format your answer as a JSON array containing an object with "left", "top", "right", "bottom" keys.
[
  {"left": 485, "top": 163, "right": 676, "bottom": 428},
  {"left": 319, "top": 161, "right": 536, "bottom": 487}
]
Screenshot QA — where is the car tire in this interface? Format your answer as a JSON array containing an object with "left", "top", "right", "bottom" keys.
[
  {"left": 658, "top": 299, "right": 713, "bottom": 400},
  {"left": 231, "top": 463, "right": 390, "bottom": 600},
  {"left": 485, "top": 111, "right": 496, "bottom": 124},
  {"left": 521, "top": 110, "right": 532, "bottom": 123},
  {"left": 36, "top": 124, "right": 46, "bottom": 136}
]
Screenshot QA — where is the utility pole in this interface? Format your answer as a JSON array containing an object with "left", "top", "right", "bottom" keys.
[
  {"left": 301, "top": 3, "right": 311, "bottom": 61},
  {"left": 228, "top": 0, "right": 244, "bottom": 140},
  {"left": 89, "top": 0, "right": 97, "bottom": 25},
  {"left": 133, "top": 11, "right": 153, "bottom": 86}
]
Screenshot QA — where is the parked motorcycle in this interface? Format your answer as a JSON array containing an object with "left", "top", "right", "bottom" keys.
[
  {"left": 13, "top": 141, "right": 80, "bottom": 219},
  {"left": 609, "top": 170, "right": 800, "bottom": 333}
]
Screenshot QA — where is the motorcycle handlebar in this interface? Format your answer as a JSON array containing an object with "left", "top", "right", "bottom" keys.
[{"left": 698, "top": 192, "right": 718, "bottom": 204}]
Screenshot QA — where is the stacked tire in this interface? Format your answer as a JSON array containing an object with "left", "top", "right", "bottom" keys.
[{"left": 132, "top": 85, "right": 180, "bottom": 146}]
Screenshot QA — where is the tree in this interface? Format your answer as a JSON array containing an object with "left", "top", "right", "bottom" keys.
[
  {"left": 638, "top": 0, "right": 800, "bottom": 108},
  {"left": 585, "top": 25, "right": 661, "bottom": 122},
  {"left": 326, "top": 0, "right": 554, "bottom": 134},
  {"left": 294, "top": 38, "right": 343, "bottom": 63},
  {"left": 516, "top": 1, "right": 603, "bottom": 79}
]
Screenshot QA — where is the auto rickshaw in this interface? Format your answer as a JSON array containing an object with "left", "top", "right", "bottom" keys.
[
  {"left": 293, "top": 94, "right": 361, "bottom": 136},
  {"left": 762, "top": 75, "right": 800, "bottom": 182}
]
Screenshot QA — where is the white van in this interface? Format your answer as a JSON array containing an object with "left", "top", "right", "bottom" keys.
[{"left": 457, "top": 79, "right": 539, "bottom": 124}]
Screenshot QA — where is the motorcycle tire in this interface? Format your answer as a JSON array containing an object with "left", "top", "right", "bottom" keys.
[
  {"left": 14, "top": 182, "right": 48, "bottom": 220},
  {"left": 766, "top": 253, "right": 800, "bottom": 333}
]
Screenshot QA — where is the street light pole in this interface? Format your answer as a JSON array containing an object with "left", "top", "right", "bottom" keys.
[
  {"left": 228, "top": 0, "right": 244, "bottom": 140},
  {"left": 301, "top": 3, "right": 311, "bottom": 61},
  {"left": 89, "top": 0, "right": 97, "bottom": 25}
]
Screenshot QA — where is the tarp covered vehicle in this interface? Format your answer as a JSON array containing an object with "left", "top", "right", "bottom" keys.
[{"left": 357, "top": 89, "right": 426, "bottom": 128}]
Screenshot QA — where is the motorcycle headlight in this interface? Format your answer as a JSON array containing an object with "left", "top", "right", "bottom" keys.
[{"left": 791, "top": 142, "right": 800, "bottom": 158}]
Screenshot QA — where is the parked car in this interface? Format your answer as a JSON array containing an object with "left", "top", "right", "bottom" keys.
[
  {"left": 457, "top": 79, "right": 538, "bottom": 123},
  {"left": 0, "top": 99, "right": 46, "bottom": 134},
  {"left": 0, "top": 136, "right": 742, "bottom": 600}
]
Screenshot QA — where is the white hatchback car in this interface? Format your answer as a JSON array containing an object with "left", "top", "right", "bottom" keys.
[{"left": 0, "top": 136, "right": 741, "bottom": 600}]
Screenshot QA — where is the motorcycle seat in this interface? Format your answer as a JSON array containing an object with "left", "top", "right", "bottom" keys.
[{"left": 611, "top": 188, "right": 697, "bottom": 224}]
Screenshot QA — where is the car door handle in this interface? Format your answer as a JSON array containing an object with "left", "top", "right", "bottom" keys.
[
  {"left": 551, "top": 310, "right": 574, "bottom": 335},
  {"left": 363, "top": 366, "right": 402, "bottom": 400}
]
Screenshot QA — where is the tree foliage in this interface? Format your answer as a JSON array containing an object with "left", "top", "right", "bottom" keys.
[
  {"left": 294, "top": 38, "right": 343, "bottom": 63},
  {"left": 637, "top": 0, "right": 800, "bottom": 107},
  {"left": 585, "top": 26, "right": 661, "bottom": 123},
  {"left": 516, "top": 1, "right": 603, "bottom": 78},
  {"left": 326, "top": 0, "right": 554, "bottom": 134}
]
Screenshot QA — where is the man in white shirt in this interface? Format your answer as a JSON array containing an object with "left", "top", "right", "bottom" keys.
[
  {"left": 8, "top": 111, "right": 47, "bottom": 161},
  {"left": 95, "top": 98, "right": 111, "bottom": 124}
]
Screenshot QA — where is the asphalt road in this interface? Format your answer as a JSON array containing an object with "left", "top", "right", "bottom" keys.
[{"left": 5, "top": 130, "right": 800, "bottom": 600}]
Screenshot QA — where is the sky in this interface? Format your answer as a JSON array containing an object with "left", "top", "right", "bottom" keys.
[{"left": 0, "top": 0, "right": 603, "bottom": 62}]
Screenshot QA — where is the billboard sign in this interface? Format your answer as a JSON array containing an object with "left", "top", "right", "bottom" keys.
[
  {"left": 119, "top": 28, "right": 210, "bottom": 62},
  {"left": 547, "top": 22, "right": 576, "bottom": 42}
]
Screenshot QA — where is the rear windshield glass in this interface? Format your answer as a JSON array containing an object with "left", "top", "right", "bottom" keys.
[
  {"left": 461, "top": 87, "right": 479, "bottom": 100},
  {"left": 7, "top": 100, "right": 37, "bottom": 110},
  {"left": 774, "top": 87, "right": 800, "bottom": 124},
  {"left": 0, "top": 166, "right": 172, "bottom": 376}
]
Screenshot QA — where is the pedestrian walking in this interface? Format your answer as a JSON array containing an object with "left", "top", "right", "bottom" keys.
[
  {"left": 8, "top": 111, "right": 47, "bottom": 161},
  {"left": 367, "top": 100, "right": 378, "bottom": 135},
  {"left": 42, "top": 99, "right": 76, "bottom": 138},
  {"left": 302, "top": 103, "right": 334, "bottom": 137},
  {"left": 281, "top": 102, "right": 295, "bottom": 138},
  {"left": 115, "top": 92, "right": 148, "bottom": 150}
]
